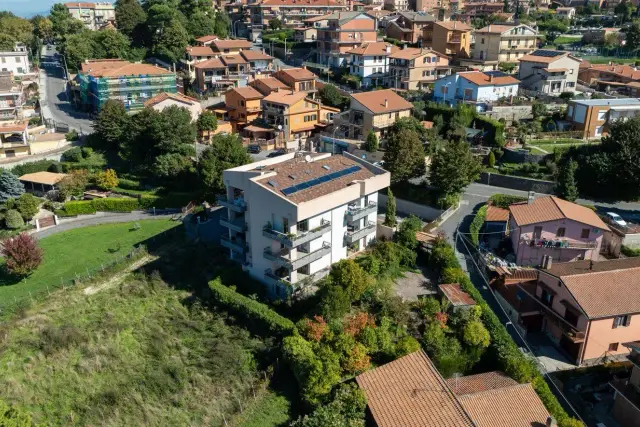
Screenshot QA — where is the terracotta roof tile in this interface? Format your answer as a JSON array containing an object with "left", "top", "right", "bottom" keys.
[
  {"left": 230, "top": 86, "right": 264, "bottom": 100},
  {"left": 220, "top": 54, "right": 248, "bottom": 65},
  {"left": 587, "top": 64, "right": 640, "bottom": 81},
  {"left": 389, "top": 47, "right": 447, "bottom": 60},
  {"left": 262, "top": 90, "right": 307, "bottom": 106},
  {"left": 434, "top": 21, "right": 472, "bottom": 31},
  {"left": 446, "top": 371, "right": 517, "bottom": 395},
  {"left": 476, "top": 24, "right": 526, "bottom": 34},
  {"left": 80, "top": 60, "right": 172, "bottom": 77},
  {"left": 194, "top": 58, "right": 227, "bottom": 69},
  {"left": 508, "top": 195, "right": 609, "bottom": 230},
  {"left": 485, "top": 205, "right": 509, "bottom": 222},
  {"left": 64, "top": 2, "right": 97, "bottom": 8},
  {"left": 518, "top": 50, "right": 577, "bottom": 64},
  {"left": 195, "top": 35, "right": 218, "bottom": 43},
  {"left": 210, "top": 39, "right": 253, "bottom": 51},
  {"left": 186, "top": 46, "right": 216, "bottom": 56},
  {"left": 249, "top": 77, "right": 290, "bottom": 95},
  {"left": 144, "top": 92, "right": 199, "bottom": 108},
  {"left": 260, "top": 0, "right": 340, "bottom": 5},
  {"left": 547, "top": 257, "right": 640, "bottom": 278},
  {"left": 275, "top": 67, "right": 317, "bottom": 81},
  {"left": 356, "top": 350, "right": 474, "bottom": 427},
  {"left": 457, "top": 383, "right": 551, "bottom": 427},
  {"left": 459, "top": 71, "right": 520, "bottom": 86},
  {"left": 240, "top": 50, "right": 274, "bottom": 61},
  {"left": 439, "top": 283, "right": 476, "bottom": 307},
  {"left": 346, "top": 42, "right": 398, "bottom": 56},
  {"left": 351, "top": 89, "right": 413, "bottom": 114}
]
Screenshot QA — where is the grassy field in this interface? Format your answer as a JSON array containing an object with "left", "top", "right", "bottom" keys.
[
  {"left": 580, "top": 55, "right": 640, "bottom": 64},
  {"left": 0, "top": 220, "right": 179, "bottom": 307}
]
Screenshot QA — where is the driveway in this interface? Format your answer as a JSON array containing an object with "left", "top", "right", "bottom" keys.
[{"left": 393, "top": 266, "right": 438, "bottom": 301}]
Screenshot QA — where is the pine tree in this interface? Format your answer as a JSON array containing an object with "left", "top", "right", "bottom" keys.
[
  {"left": 557, "top": 159, "right": 579, "bottom": 202},
  {"left": 0, "top": 170, "right": 24, "bottom": 203},
  {"left": 363, "top": 130, "right": 379, "bottom": 153},
  {"left": 384, "top": 188, "right": 397, "bottom": 227},
  {"left": 488, "top": 151, "right": 496, "bottom": 168}
]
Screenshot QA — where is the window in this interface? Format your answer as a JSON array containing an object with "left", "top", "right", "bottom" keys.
[
  {"left": 541, "top": 289, "right": 553, "bottom": 307},
  {"left": 556, "top": 227, "right": 565, "bottom": 237},
  {"left": 581, "top": 228, "right": 590, "bottom": 239},
  {"left": 14, "top": 57, "right": 20, "bottom": 63},
  {"left": 613, "top": 315, "right": 631, "bottom": 328},
  {"left": 240, "top": 100, "right": 245, "bottom": 107},
  {"left": 1, "top": 58, "right": 5, "bottom": 64},
  {"left": 595, "top": 126, "right": 603, "bottom": 136},
  {"left": 569, "top": 69, "right": 574, "bottom": 74},
  {"left": 608, "top": 343, "right": 619, "bottom": 352},
  {"left": 597, "top": 111, "right": 606, "bottom": 121},
  {"left": 481, "top": 38, "right": 485, "bottom": 44},
  {"left": 533, "top": 226, "right": 542, "bottom": 239}
]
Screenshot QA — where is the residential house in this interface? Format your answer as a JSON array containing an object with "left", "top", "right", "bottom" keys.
[
  {"left": 566, "top": 98, "right": 640, "bottom": 139},
  {"left": 225, "top": 86, "right": 264, "bottom": 131},
  {"left": 432, "top": 21, "right": 472, "bottom": 59},
  {"left": 582, "top": 28, "right": 620, "bottom": 45},
  {"left": 0, "top": 122, "right": 29, "bottom": 158},
  {"left": 334, "top": 89, "right": 413, "bottom": 140},
  {"left": 143, "top": 92, "right": 202, "bottom": 122},
  {"left": 385, "top": 11, "right": 436, "bottom": 44},
  {"left": 250, "top": 0, "right": 347, "bottom": 33},
  {"left": 272, "top": 67, "right": 319, "bottom": 98},
  {"left": 470, "top": 24, "right": 538, "bottom": 66},
  {"left": 610, "top": 342, "right": 640, "bottom": 427},
  {"left": 249, "top": 76, "right": 291, "bottom": 96},
  {"left": 518, "top": 49, "right": 580, "bottom": 94},
  {"left": 194, "top": 37, "right": 253, "bottom": 54},
  {"left": 508, "top": 195, "right": 610, "bottom": 266},
  {"left": 389, "top": 47, "right": 453, "bottom": 91},
  {"left": 192, "top": 51, "right": 274, "bottom": 94},
  {"left": 0, "top": 72, "right": 24, "bottom": 122},
  {"left": 77, "top": 60, "right": 177, "bottom": 112},
  {"left": 433, "top": 71, "right": 520, "bottom": 109},
  {"left": 461, "top": 2, "right": 504, "bottom": 18},
  {"left": 219, "top": 152, "right": 390, "bottom": 296},
  {"left": 64, "top": 2, "right": 115, "bottom": 30},
  {"left": 384, "top": 0, "right": 410, "bottom": 11},
  {"left": 578, "top": 63, "right": 640, "bottom": 87},
  {"left": 555, "top": 6, "right": 576, "bottom": 19},
  {"left": 347, "top": 42, "right": 398, "bottom": 87},
  {"left": 262, "top": 90, "right": 339, "bottom": 149},
  {"left": 0, "top": 43, "right": 31, "bottom": 77},
  {"left": 356, "top": 350, "right": 552, "bottom": 427},
  {"left": 294, "top": 27, "right": 318, "bottom": 42},
  {"left": 316, "top": 12, "right": 378, "bottom": 68}
]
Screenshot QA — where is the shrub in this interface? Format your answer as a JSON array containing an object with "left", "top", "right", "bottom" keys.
[
  {"left": 62, "top": 201, "right": 97, "bottom": 215},
  {"left": 1, "top": 232, "right": 43, "bottom": 276},
  {"left": 62, "top": 146, "right": 84, "bottom": 162},
  {"left": 65, "top": 129, "right": 79, "bottom": 141},
  {"left": 90, "top": 198, "right": 139, "bottom": 212},
  {"left": 621, "top": 245, "right": 640, "bottom": 257},
  {"left": 14, "top": 193, "right": 41, "bottom": 220},
  {"left": 5, "top": 209, "right": 24, "bottom": 229},
  {"left": 470, "top": 205, "right": 488, "bottom": 246},
  {"left": 117, "top": 178, "right": 141, "bottom": 190},
  {"left": 95, "top": 169, "right": 119, "bottom": 190},
  {"left": 0, "top": 399, "right": 34, "bottom": 425},
  {"left": 11, "top": 160, "right": 60, "bottom": 176},
  {"left": 488, "top": 151, "right": 496, "bottom": 168},
  {"left": 488, "top": 194, "right": 527, "bottom": 209},
  {"left": 208, "top": 279, "right": 296, "bottom": 336}
]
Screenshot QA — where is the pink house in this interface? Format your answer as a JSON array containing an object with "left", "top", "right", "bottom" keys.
[{"left": 508, "top": 196, "right": 610, "bottom": 266}]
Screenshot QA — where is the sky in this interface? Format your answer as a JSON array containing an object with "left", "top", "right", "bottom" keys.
[{"left": 2, "top": 0, "right": 114, "bottom": 18}]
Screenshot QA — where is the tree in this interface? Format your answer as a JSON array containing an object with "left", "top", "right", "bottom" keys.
[
  {"left": 395, "top": 215, "right": 422, "bottom": 250},
  {"left": 214, "top": 12, "right": 231, "bottom": 38},
  {"left": 198, "top": 133, "right": 251, "bottom": 193},
  {"left": 429, "top": 139, "right": 481, "bottom": 196},
  {"left": 5, "top": 209, "right": 24, "bottom": 229},
  {"left": 384, "top": 188, "right": 396, "bottom": 227},
  {"left": 93, "top": 99, "right": 130, "bottom": 150},
  {"left": 61, "top": 31, "right": 96, "bottom": 70},
  {"left": 0, "top": 34, "right": 15, "bottom": 51},
  {"left": 115, "top": 0, "right": 147, "bottom": 38},
  {"left": 488, "top": 150, "right": 496, "bottom": 168},
  {"left": 462, "top": 320, "right": 491, "bottom": 348},
  {"left": 13, "top": 193, "right": 40, "bottom": 220},
  {"left": 625, "top": 20, "right": 640, "bottom": 51},
  {"left": 269, "top": 17, "right": 283, "bottom": 30},
  {"left": 196, "top": 110, "right": 218, "bottom": 140},
  {"left": 383, "top": 128, "right": 426, "bottom": 182},
  {"left": 96, "top": 169, "right": 119, "bottom": 190},
  {"left": 604, "top": 32, "right": 621, "bottom": 48},
  {"left": 50, "top": 3, "right": 84, "bottom": 39},
  {"left": 153, "top": 152, "right": 194, "bottom": 178},
  {"left": 292, "top": 383, "right": 366, "bottom": 427},
  {"left": 0, "top": 170, "right": 25, "bottom": 203},
  {"left": 328, "top": 259, "right": 371, "bottom": 301},
  {"left": 556, "top": 159, "right": 579, "bottom": 202},
  {"left": 363, "top": 130, "right": 378, "bottom": 152},
  {"left": 189, "top": 12, "right": 217, "bottom": 38},
  {"left": 615, "top": 0, "right": 636, "bottom": 23},
  {"left": 1, "top": 233, "right": 43, "bottom": 276},
  {"left": 92, "top": 29, "right": 132, "bottom": 59},
  {"left": 57, "top": 170, "right": 89, "bottom": 200},
  {"left": 412, "top": 100, "right": 426, "bottom": 118},
  {"left": 152, "top": 18, "right": 189, "bottom": 63},
  {"left": 31, "top": 15, "right": 54, "bottom": 41},
  {"left": 0, "top": 14, "right": 34, "bottom": 46},
  {"left": 531, "top": 102, "right": 546, "bottom": 120},
  {"left": 319, "top": 84, "right": 347, "bottom": 108}
]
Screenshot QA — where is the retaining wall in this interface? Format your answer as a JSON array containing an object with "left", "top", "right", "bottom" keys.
[
  {"left": 478, "top": 172, "right": 555, "bottom": 194},
  {"left": 378, "top": 193, "right": 443, "bottom": 221},
  {"left": 502, "top": 147, "right": 547, "bottom": 164}
]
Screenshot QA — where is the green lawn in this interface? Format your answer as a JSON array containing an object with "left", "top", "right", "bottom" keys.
[
  {"left": 581, "top": 55, "right": 640, "bottom": 64},
  {"left": 0, "top": 219, "right": 179, "bottom": 307}
]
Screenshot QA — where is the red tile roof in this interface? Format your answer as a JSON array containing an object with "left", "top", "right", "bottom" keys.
[
  {"left": 356, "top": 350, "right": 474, "bottom": 426},
  {"left": 587, "top": 64, "right": 640, "bottom": 81},
  {"left": 186, "top": 46, "right": 216, "bottom": 57},
  {"left": 275, "top": 67, "right": 317, "bottom": 81},
  {"left": 144, "top": 92, "right": 199, "bottom": 108},
  {"left": 434, "top": 21, "right": 472, "bottom": 31},
  {"left": 459, "top": 71, "right": 520, "bottom": 86},
  {"left": 485, "top": 205, "right": 509, "bottom": 222},
  {"left": 439, "top": 283, "right": 476, "bottom": 307},
  {"left": 210, "top": 39, "right": 253, "bottom": 52},
  {"left": 446, "top": 371, "right": 517, "bottom": 396},
  {"left": 389, "top": 47, "right": 447, "bottom": 60},
  {"left": 229, "top": 86, "right": 264, "bottom": 100},
  {"left": 240, "top": 50, "right": 274, "bottom": 61},
  {"left": 346, "top": 42, "right": 398, "bottom": 56},
  {"left": 509, "top": 195, "right": 609, "bottom": 230},
  {"left": 351, "top": 89, "right": 413, "bottom": 114},
  {"left": 64, "top": 2, "right": 97, "bottom": 8},
  {"left": 194, "top": 58, "right": 226, "bottom": 69}
]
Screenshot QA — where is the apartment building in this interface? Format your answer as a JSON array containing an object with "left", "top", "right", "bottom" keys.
[
  {"left": 566, "top": 98, "right": 640, "bottom": 139},
  {"left": 249, "top": 76, "right": 290, "bottom": 95},
  {"left": 218, "top": 152, "right": 390, "bottom": 296},
  {"left": 385, "top": 11, "right": 436, "bottom": 44},
  {"left": 261, "top": 90, "right": 339, "bottom": 149},
  {"left": 384, "top": 0, "right": 410, "bottom": 11},
  {"left": 0, "top": 43, "right": 31, "bottom": 77},
  {"left": 432, "top": 21, "right": 472, "bottom": 59},
  {"left": 347, "top": 42, "right": 398, "bottom": 87},
  {"left": 194, "top": 37, "right": 253, "bottom": 53},
  {"left": 611, "top": 342, "right": 640, "bottom": 427},
  {"left": 388, "top": 48, "right": 452, "bottom": 90},
  {"left": 518, "top": 49, "right": 580, "bottom": 94},
  {"left": 183, "top": 40, "right": 260, "bottom": 79},
  {"left": 77, "top": 60, "right": 177, "bottom": 112},
  {"left": 250, "top": 0, "right": 347, "bottom": 33},
  {"left": 64, "top": 2, "right": 115, "bottom": 30},
  {"left": 143, "top": 92, "right": 202, "bottom": 122},
  {"left": 556, "top": 6, "right": 576, "bottom": 19},
  {"left": 225, "top": 86, "right": 264, "bottom": 131},
  {"left": 433, "top": 70, "right": 520, "bottom": 108},
  {"left": 0, "top": 72, "right": 24, "bottom": 122},
  {"left": 272, "top": 67, "right": 319, "bottom": 98},
  {"left": 461, "top": 2, "right": 504, "bottom": 18},
  {"left": 192, "top": 51, "right": 274, "bottom": 94},
  {"left": 334, "top": 89, "right": 413, "bottom": 140},
  {"left": 316, "top": 12, "right": 378, "bottom": 68},
  {"left": 471, "top": 24, "right": 538, "bottom": 64}
]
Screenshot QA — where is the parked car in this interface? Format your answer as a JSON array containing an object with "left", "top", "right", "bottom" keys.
[
  {"left": 247, "top": 145, "right": 261, "bottom": 154},
  {"left": 267, "top": 150, "right": 286, "bottom": 158},
  {"left": 605, "top": 212, "right": 627, "bottom": 228}
]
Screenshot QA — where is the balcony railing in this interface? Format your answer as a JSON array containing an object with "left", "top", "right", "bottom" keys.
[
  {"left": 562, "top": 329, "right": 586, "bottom": 344},
  {"left": 264, "top": 268, "right": 292, "bottom": 287},
  {"left": 216, "top": 195, "right": 247, "bottom": 213},
  {"left": 346, "top": 221, "right": 376, "bottom": 244},
  {"left": 263, "top": 242, "right": 331, "bottom": 270},
  {"left": 262, "top": 219, "right": 331, "bottom": 248},
  {"left": 521, "top": 238, "right": 597, "bottom": 250},
  {"left": 346, "top": 202, "right": 377, "bottom": 222},
  {"left": 543, "top": 74, "right": 567, "bottom": 81},
  {"left": 610, "top": 378, "right": 640, "bottom": 411},
  {"left": 221, "top": 234, "right": 247, "bottom": 253},
  {"left": 220, "top": 215, "right": 247, "bottom": 233}
]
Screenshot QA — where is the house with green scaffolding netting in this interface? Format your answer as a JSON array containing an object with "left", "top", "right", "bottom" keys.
[{"left": 77, "top": 60, "right": 177, "bottom": 113}]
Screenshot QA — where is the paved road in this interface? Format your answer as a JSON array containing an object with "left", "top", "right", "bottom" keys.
[
  {"left": 39, "top": 46, "right": 93, "bottom": 133},
  {"left": 34, "top": 212, "right": 177, "bottom": 239}
]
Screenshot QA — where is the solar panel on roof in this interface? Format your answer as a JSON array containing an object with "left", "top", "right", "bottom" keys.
[
  {"left": 282, "top": 187, "right": 296, "bottom": 196},
  {"left": 279, "top": 165, "right": 362, "bottom": 197},
  {"left": 530, "top": 50, "right": 563, "bottom": 57}
]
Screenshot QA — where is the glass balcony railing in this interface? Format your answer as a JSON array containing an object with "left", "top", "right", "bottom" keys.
[
  {"left": 216, "top": 195, "right": 247, "bottom": 213},
  {"left": 346, "top": 202, "right": 377, "bottom": 223},
  {"left": 220, "top": 215, "right": 247, "bottom": 233}
]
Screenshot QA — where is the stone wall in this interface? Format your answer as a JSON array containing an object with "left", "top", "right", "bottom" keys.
[
  {"left": 478, "top": 172, "right": 555, "bottom": 194},
  {"left": 502, "top": 147, "right": 547, "bottom": 164},
  {"left": 378, "top": 193, "right": 444, "bottom": 221},
  {"left": 481, "top": 105, "right": 532, "bottom": 124}
]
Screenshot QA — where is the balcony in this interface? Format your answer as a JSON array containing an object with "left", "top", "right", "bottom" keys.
[
  {"left": 220, "top": 215, "right": 247, "bottom": 233},
  {"left": 521, "top": 238, "right": 598, "bottom": 250},
  {"left": 263, "top": 242, "right": 331, "bottom": 270},
  {"left": 246, "top": 106, "right": 262, "bottom": 113},
  {"left": 543, "top": 74, "right": 567, "bottom": 81},
  {"left": 346, "top": 202, "right": 377, "bottom": 222},
  {"left": 216, "top": 195, "right": 247, "bottom": 213},
  {"left": 221, "top": 234, "right": 248, "bottom": 253},
  {"left": 447, "top": 37, "right": 462, "bottom": 44},
  {"left": 264, "top": 268, "right": 293, "bottom": 288},
  {"left": 262, "top": 219, "right": 331, "bottom": 248},
  {"left": 345, "top": 221, "right": 376, "bottom": 244},
  {"left": 562, "top": 330, "right": 586, "bottom": 344}
]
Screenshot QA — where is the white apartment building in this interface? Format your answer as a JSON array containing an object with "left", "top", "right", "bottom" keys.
[
  {"left": 218, "top": 152, "right": 390, "bottom": 297},
  {"left": 0, "top": 44, "right": 30, "bottom": 77},
  {"left": 64, "top": 2, "right": 116, "bottom": 30},
  {"left": 347, "top": 42, "right": 398, "bottom": 88}
]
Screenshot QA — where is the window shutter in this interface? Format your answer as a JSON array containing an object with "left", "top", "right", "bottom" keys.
[
  {"left": 625, "top": 315, "right": 631, "bottom": 327},
  {"left": 613, "top": 317, "right": 619, "bottom": 328}
]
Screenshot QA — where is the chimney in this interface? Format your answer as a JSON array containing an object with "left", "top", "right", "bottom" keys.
[
  {"left": 384, "top": 98, "right": 388, "bottom": 108},
  {"left": 488, "top": 24, "right": 491, "bottom": 32},
  {"left": 489, "top": 74, "right": 494, "bottom": 83},
  {"left": 541, "top": 255, "right": 553, "bottom": 270},
  {"left": 589, "top": 259, "right": 594, "bottom": 270},
  {"left": 527, "top": 191, "right": 535, "bottom": 204},
  {"left": 386, "top": 45, "right": 392, "bottom": 54},
  {"left": 546, "top": 417, "right": 557, "bottom": 427}
]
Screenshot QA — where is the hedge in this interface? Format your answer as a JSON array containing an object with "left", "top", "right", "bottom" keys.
[
  {"left": 60, "top": 193, "right": 197, "bottom": 215},
  {"left": 208, "top": 279, "right": 296, "bottom": 336},
  {"left": 470, "top": 205, "right": 488, "bottom": 246},
  {"left": 488, "top": 194, "right": 527, "bottom": 209},
  {"left": 63, "top": 201, "right": 97, "bottom": 215},
  {"left": 621, "top": 245, "right": 640, "bottom": 257},
  {"left": 429, "top": 239, "right": 582, "bottom": 427},
  {"left": 91, "top": 198, "right": 140, "bottom": 212}
]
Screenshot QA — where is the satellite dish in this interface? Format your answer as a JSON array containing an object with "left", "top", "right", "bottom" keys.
[{"left": 305, "top": 154, "right": 311, "bottom": 162}]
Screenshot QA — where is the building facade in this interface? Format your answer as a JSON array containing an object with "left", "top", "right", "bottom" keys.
[
  {"left": 611, "top": 342, "right": 640, "bottom": 427},
  {"left": 347, "top": 42, "right": 398, "bottom": 87},
  {"left": 472, "top": 24, "right": 538, "bottom": 64},
  {"left": 0, "top": 72, "right": 24, "bottom": 122},
  {"left": 385, "top": 11, "right": 435, "bottom": 44},
  {"left": 143, "top": 92, "right": 202, "bottom": 122},
  {"left": 432, "top": 21, "right": 472, "bottom": 59},
  {"left": 518, "top": 50, "right": 580, "bottom": 94},
  {"left": 432, "top": 70, "right": 520, "bottom": 108},
  {"left": 218, "top": 152, "right": 390, "bottom": 296},
  {"left": 317, "top": 12, "right": 378, "bottom": 68},
  {"left": 225, "top": 86, "right": 264, "bottom": 131},
  {"left": 64, "top": 2, "right": 115, "bottom": 30},
  {"left": 566, "top": 98, "right": 640, "bottom": 139},
  {"left": 0, "top": 43, "right": 30, "bottom": 77},
  {"left": 389, "top": 48, "right": 453, "bottom": 91},
  {"left": 250, "top": 0, "right": 347, "bottom": 33}
]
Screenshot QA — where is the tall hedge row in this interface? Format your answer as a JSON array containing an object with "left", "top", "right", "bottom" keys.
[
  {"left": 429, "top": 239, "right": 582, "bottom": 427},
  {"left": 60, "top": 194, "right": 196, "bottom": 215},
  {"left": 469, "top": 205, "right": 488, "bottom": 247}
]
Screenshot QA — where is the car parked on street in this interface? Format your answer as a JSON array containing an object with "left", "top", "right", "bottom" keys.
[{"left": 605, "top": 212, "right": 627, "bottom": 228}]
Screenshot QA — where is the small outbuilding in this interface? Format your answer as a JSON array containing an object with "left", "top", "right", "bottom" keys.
[
  {"left": 19, "top": 171, "right": 68, "bottom": 195},
  {"left": 438, "top": 283, "right": 476, "bottom": 311}
]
